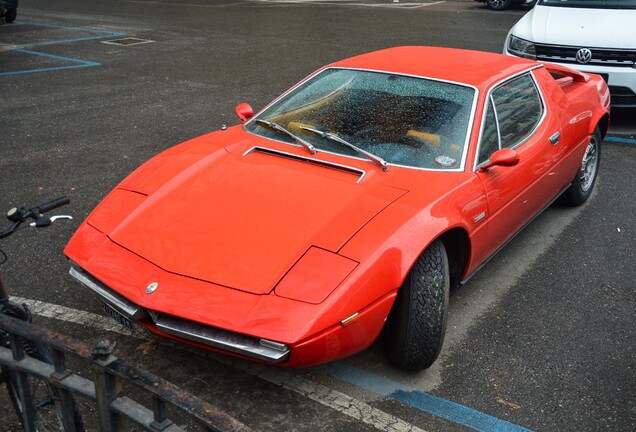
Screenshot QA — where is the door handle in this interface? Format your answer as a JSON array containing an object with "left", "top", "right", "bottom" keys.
[{"left": 549, "top": 132, "right": 560, "bottom": 145}]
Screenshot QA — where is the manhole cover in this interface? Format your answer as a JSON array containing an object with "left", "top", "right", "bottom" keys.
[{"left": 101, "top": 37, "right": 155, "bottom": 46}]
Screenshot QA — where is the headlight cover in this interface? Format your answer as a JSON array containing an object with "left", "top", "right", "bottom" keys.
[
  {"left": 275, "top": 247, "right": 357, "bottom": 304},
  {"left": 508, "top": 35, "right": 536, "bottom": 60}
]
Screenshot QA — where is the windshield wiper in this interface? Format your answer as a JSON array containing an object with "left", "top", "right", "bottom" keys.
[
  {"left": 255, "top": 119, "right": 317, "bottom": 155},
  {"left": 300, "top": 126, "right": 389, "bottom": 172}
]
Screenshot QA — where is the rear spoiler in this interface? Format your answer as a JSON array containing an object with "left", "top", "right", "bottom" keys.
[{"left": 543, "top": 62, "right": 591, "bottom": 85}]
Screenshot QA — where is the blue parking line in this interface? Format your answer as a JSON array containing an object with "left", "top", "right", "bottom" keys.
[
  {"left": 16, "top": 34, "right": 126, "bottom": 47},
  {"left": 0, "top": 50, "right": 101, "bottom": 76},
  {"left": 20, "top": 22, "right": 121, "bottom": 32},
  {"left": 1, "top": 22, "right": 126, "bottom": 77},
  {"left": 605, "top": 135, "right": 636, "bottom": 145},
  {"left": 328, "top": 362, "right": 534, "bottom": 432},
  {"left": 16, "top": 22, "right": 126, "bottom": 47}
]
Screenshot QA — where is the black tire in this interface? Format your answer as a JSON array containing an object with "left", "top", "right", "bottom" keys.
[
  {"left": 385, "top": 239, "right": 449, "bottom": 371},
  {"left": 487, "top": 0, "right": 512, "bottom": 10},
  {"left": 4, "top": 8, "right": 17, "bottom": 23},
  {"left": 560, "top": 126, "right": 601, "bottom": 206}
]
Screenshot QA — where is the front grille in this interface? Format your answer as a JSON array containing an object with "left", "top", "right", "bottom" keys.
[
  {"left": 609, "top": 86, "right": 636, "bottom": 107},
  {"left": 536, "top": 44, "right": 636, "bottom": 67}
]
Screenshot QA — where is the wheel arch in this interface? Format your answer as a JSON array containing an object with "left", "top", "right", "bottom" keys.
[
  {"left": 595, "top": 113, "right": 610, "bottom": 139},
  {"left": 437, "top": 227, "right": 471, "bottom": 291},
  {"left": 382, "top": 226, "right": 470, "bottom": 370}
]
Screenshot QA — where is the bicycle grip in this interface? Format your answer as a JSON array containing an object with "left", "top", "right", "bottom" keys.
[{"left": 36, "top": 196, "right": 70, "bottom": 213}]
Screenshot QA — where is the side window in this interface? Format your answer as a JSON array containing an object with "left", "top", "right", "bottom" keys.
[
  {"left": 477, "top": 98, "right": 499, "bottom": 165},
  {"left": 476, "top": 73, "right": 543, "bottom": 167},
  {"left": 491, "top": 74, "right": 543, "bottom": 148}
]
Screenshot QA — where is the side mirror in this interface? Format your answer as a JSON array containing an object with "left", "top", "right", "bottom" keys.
[
  {"left": 235, "top": 103, "right": 253, "bottom": 123},
  {"left": 479, "top": 148, "right": 519, "bottom": 172}
]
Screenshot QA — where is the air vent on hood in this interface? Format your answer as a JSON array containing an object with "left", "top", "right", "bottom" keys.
[{"left": 243, "top": 146, "right": 366, "bottom": 184}]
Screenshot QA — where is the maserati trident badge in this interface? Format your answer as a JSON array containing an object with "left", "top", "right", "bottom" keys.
[
  {"left": 575, "top": 48, "right": 592, "bottom": 64},
  {"left": 146, "top": 282, "right": 159, "bottom": 294}
]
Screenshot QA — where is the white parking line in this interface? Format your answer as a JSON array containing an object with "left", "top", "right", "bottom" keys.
[
  {"left": 14, "top": 296, "right": 427, "bottom": 432},
  {"left": 127, "top": 0, "right": 445, "bottom": 9},
  {"left": 258, "top": 0, "right": 445, "bottom": 8}
]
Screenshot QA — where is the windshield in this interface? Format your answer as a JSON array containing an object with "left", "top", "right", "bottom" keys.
[
  {"left": 245, "top": 68, "right": 476, "bottom": 171},
  {"left": 539, "top": 0, "right": 636, "bottom": 8}
]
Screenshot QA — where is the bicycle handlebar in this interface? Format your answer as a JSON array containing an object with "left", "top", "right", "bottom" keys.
[
  {"left": 0, "top": 196, "right": 71, "bottom": 240},
  {"left": 36, "top": 197, "right": 70, "bottom": 214}
]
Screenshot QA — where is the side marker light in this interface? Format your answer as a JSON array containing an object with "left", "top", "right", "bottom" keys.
[{"left": 340, "top": 312, "right": 359, "bottom": 327}]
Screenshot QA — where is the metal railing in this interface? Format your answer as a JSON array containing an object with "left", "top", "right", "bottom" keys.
[{"left": 0, "top": 313, "right": 254, "bottom": 432}]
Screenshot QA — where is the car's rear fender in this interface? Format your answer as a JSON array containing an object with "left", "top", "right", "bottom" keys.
[
  {"left": 594, "top": 113, "right": 610, "bottom": 139},
  {"left": 540, "top": 64, "right": 610, "bottom": 128},
  {"left": 584, "top": 72, "right": 611, "bottom": 137}
]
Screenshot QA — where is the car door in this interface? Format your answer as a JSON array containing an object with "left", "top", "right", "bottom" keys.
[{"left": 474, "top": 71, "right": 563, "bottom": 260}]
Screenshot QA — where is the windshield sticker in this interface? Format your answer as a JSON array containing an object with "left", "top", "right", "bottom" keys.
[{"left": 435, "top": 155, "right": 457, "bottom": 167}]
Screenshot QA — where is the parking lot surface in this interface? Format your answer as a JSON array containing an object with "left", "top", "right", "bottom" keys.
[{"left": 1, "top": 1, "right": 635, "bottom": 431}]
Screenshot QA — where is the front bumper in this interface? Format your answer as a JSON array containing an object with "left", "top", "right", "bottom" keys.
[
  {"left": 68, "top": 262, "right": 396, "bottom": 367},
  {"left": 69, "top": 265, "right": 290, "bottom": 363}
]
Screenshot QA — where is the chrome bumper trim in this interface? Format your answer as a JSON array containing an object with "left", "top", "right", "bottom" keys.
[
  {"left": 154, "top": 314, "right": 289, "bottom": 363},
  {"left": 68, "top": 266, "right": 147, "bottom": 320}
]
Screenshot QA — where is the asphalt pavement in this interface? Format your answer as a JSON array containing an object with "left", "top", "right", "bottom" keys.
[{"left": 1, "top": 1, "right": 634, "bottom": 431}]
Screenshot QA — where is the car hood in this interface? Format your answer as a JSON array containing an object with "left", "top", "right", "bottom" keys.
[
  {"left": 512, "top": 5, "right": 636, "bottom": 48},
  {"left": 102, "top": 139, "right": 407, "bottom": 295}
]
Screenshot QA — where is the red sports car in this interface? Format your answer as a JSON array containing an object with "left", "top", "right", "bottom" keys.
[{"left": 65, "top": 47, "right": 609, "bottom": 370}]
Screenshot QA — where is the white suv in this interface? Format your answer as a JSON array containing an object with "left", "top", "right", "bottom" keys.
[{"left": 504, "top": 0, "right": 636, "bottom": 108}]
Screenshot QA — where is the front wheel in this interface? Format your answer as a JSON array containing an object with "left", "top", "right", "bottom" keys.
[
  {"left": 384, "top": 239, "right": 449, "bottom": 371},
  {"left": 560, "top": 126, "right": 601, "bottom": 206}
]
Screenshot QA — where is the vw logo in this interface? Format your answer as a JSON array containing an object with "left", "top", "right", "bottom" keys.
[
  {"left": 146, "top": 282, "right": 159, "bottom": 294},
  {"left": 575, "top": 48, "right": 593, "bottom": 64}
]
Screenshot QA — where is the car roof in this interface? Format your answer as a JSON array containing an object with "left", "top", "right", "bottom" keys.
[{"left": 329, "top": 46, "right": 539, "bottom": 90}]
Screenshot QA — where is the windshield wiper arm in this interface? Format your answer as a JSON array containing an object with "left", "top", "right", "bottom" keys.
[
  {"left": 300, "top": 126, "right": 389, "bottom": 172},
  {"left": 255, "top": 119, "right": 317, "bottom": 155}
]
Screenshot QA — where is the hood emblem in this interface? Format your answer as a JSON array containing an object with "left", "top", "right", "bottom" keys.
[
  {"left": 146, "top": 282, "right": 159, "bottom": 294},
  {"left": 575, "top": 48, "right": 592, "bottom": 64}
]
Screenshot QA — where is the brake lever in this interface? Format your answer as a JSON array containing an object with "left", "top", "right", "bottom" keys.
[
  {"left": 29, "top": 215, "right": 73, "bottom": 228},
  {"left": 50, "top": 215, "right": 73, "bottom": 223}
]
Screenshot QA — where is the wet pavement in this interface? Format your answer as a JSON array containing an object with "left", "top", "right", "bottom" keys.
[{"left": 1, "top": 1, "right": 634, "bottom": 431}]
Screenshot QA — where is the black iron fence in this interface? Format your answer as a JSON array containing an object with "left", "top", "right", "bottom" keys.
[{"left": 0, "top": 313, "right": 254, "bottom": 432}]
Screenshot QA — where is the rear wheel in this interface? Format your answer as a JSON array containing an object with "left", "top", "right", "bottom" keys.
[
  {"left": 4, "top": 8, "right": 17, "bottom": 23},
  {"left": 487, "top": 0, "right": 512, "bottom": 10},
  {"left": 560, "top": 126, "right": 601, "bottom": 206},
  {"left": 385, "top": 239, "right": 449, "bottom": 371}
]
